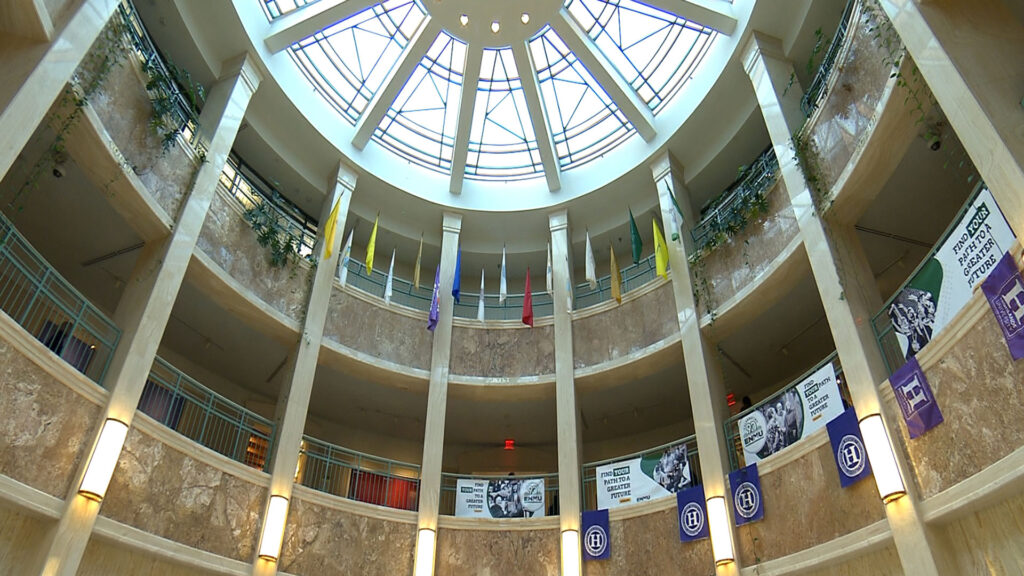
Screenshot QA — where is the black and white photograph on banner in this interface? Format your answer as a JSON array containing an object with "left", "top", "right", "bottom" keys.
[
  {"left": 455, "top": 477, "right": 546, "bottom": 518},
  {"left": 653, "top": 443, "right": 691, "bottom": 493},
  {"left": 595, "top": 442, "right": 693, "bottom": 509}
]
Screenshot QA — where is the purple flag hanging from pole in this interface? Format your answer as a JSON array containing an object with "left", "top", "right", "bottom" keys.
[
  {"left": 427, "top": 266, "right": 440, "bottom": 332},
  {"left": 452, "top": 249, "right": 462, "bottom": 303},
  {"left": 890, "top": 356, "right": 943, "bottom": 438},
  {"left": 981, "top": 251, "right": 1024, "bottom": 360}
]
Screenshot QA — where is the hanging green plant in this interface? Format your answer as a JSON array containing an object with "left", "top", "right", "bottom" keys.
[
  {"left": 243, "top": 197, "right": 302, "bottom": 270},
  {"left": 141, "top": 56, "right": 206, "bottom": 153}
]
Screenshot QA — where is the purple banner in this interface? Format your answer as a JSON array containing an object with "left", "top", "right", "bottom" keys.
[
  {"left": 827, "top": 408, "right": 872, "bottom": 488},
  {"left": 890, "top": 357, "right": 943, "bottom": 439},
  {"left": 582, "top": 509, "right": 610, "bottom": 560},
  {"left": 427, "top": 266, "right": 440, "bottom": 332},
  {"left": 981, "top": 251, "right": 1024, "bottom": 360},
  {"left": 676, "top": 485, "right": 709, "bottom": 542},
  {"left": 728, "top": 464, "right": 763, "bottom": 526}
]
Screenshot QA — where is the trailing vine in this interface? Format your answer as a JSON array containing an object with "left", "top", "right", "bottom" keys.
[
  {"left": 243, "top": 197, "right": 303, "bottom": 271},
  {"left": 141, "top": 56, "right": 206, "bottom": 155}
]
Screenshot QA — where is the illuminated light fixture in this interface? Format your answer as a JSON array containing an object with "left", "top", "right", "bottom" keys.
[
  {"left": 706, "top": 496, "right": 735, "bottom": 566},
  {"left": 521, "top": 12, "right": 530, "bottom": 24},
  {"left": 859, "top": 414, "right": 907, "bottom": 504},
  {"left": 78, "top": 418, "right": 129, "bottom": 501},
  {"left": 491, "top": 21, "right": 500, "bottom": 33},
  {"left": 257, "top": 495, "right": 290, "bottom": 561},
  {"left": 459, "top": 14, "right": 468, "bottom": 26},
  {"left": 413, "top": 528, "right": 436, "bottom": 576},
  {"left": 504, "top": 438, "right": 515, "bottom": 451},
  {"left": 560, "top": 530, "right": 581, "bottom": 576}
]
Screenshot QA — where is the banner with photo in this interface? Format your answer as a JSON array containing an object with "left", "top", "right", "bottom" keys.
[
  {"left": 888, "top": 187, "right": 1015, "bottom": 359},
  {"left": 595, "top": 442, "right": 692, "bottom": 510},
  {"left": 454, "top": 477, "right": 546, "bottom": 518},
  {"left": 738, "top": 362, "right": 845, "bottom": 464}
]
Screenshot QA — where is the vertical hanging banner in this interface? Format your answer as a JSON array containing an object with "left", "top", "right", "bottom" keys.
[
  {"left": 676, "top": 485, "right": 709, "bottom": 542},
  {"left": 594, "top": 442, "right": 691, "bottom": 509},
  {"left": 826, "top": 408, "right": 872, "bottom": 488},
  {"left": 582, "top": 509, "right": 611, "bottom": 560},
  {"left": 729, "top": 464, "right": 763, "bottom": 526},
  {"left": 890, "top": 356, "right": 943, "bottom": 438},
  {"left": 454, "top": 477, "right": 545, "bottom": 518},
  {"left": 981, "top": 251, "right": 1024, "bottom": 360}
]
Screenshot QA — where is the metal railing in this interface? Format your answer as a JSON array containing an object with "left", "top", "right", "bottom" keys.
[
  {"left": 691, "top": 147, "right": 781, "bottom": 254},
  {"left": 141, "top": 357, "right": 274, "bottom": 471},
  {"left": 572, "top": 252, "right": 659, "bottom": 310},
  {"left": 723, "top": 352, "right": 847, "bottom": 470},
  {"left": 800, "top": 0, "right": 858, "bottom": 117},
  {"left": 439, "top": 472, "right": 560, "bottom": 517},
  {"left": 582, "top": 434, "right": 700, "bottom": 511},
  {"left": 298, "top": 436, "right": 421, "bottom": 511},
  {"left": 0, "top": 215, "right": 120, "bottom": 385}
]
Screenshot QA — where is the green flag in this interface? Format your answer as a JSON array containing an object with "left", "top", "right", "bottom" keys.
[{"left": 629, "top": 209, "right": 643, "bottom": 264}]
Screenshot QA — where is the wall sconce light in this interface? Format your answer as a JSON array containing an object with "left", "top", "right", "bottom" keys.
[
  {"left": 560, "top": 530, "right": 581, "bottom": 576},
  {"left": 859, "top": 413, "right": 907, "bottom": 504},
  {"left": 257, "top": 495, "right": 290, "bottom": 561},
  {"left": 413, "top": 528, "right": 436, "bottom": 576},
  {"left": 706, "top": 496, "right": 735, "bottom": 566},
  {"left": 78, "top": 418, "right": 129, "bottom": 501}
]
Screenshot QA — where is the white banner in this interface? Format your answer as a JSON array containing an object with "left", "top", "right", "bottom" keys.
[
  {"left": 739, "top": 362, "right": 845, "bottom": 464},
  {"left": 595, "top": 443, "right": 691, "bottom": 510},
  {"left": 454, "top": 477, "right": 546, "bottom": 518}
]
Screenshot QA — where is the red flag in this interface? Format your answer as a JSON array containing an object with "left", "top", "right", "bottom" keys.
[{"left": 522, "top": 267, "right": 534, "bottom": 327}]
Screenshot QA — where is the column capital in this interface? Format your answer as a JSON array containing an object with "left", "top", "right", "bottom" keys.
[
  {"left": 650, "top": 150, "right": 686, "bottom": 183},
  {"left": 741, "top": 31, "right": 787, "bottom": 76},
  {"left": 220, "top": 52, "right": 264, "bottom": 96},
  {"left": 331, "top": 160, "right": 358, "bottom": 192},
  {"left": 548, "top": 209, "right": 569, "bottom": 233},
  {"left": 442, "top": 212, "right": 463, "bottom": 234}
]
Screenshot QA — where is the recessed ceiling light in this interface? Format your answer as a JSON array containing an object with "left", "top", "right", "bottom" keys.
[
  {"left": 521, "top": 13, "right": 530, "bottom": 24},
  {"left": 491, "top": 21, "right": 500, "bottom": 33},
  {"left": 460, "top": 14, "right": 468, "bottom": 26}
]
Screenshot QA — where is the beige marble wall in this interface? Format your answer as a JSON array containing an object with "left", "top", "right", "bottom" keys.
[
  {"left": 197, "top": 190, "right": 311, "bottom": 323},
  {"left": 0, "top": 339, "right": 101, "bottom": 499},
  {"left": 583, "top": 507, "right": 714, "bottom": 576},
  {"left": 937, "top": 490, "right": 1024, "bottom": 574},
  {"left": 736, "top": 441, "right": 885, "bottom": 564},
  {"left": 279, "top": 497, "right": 416, "bottom": 576},
  {"left": 100, "top": 427, "right": 266, "bottom": 562},
  {"left": 435, "top": 528, "right": 560, "bottom": 576},
  {"left": 883, "top": 310, "right": 1024, "bottom": 498},
  {"left": 450, "top": 324, "right": 555, "bottom": 379},
  {"left": 78, "top": 538, "right": 218, "bottom": 576},
  {"left": 800, "top": 543, "right": 903, "bottom": 576},
  {"left": 0, "top": 503, "right": 51, "bottom": 572},
  {"left": 43, "top": 0, "right": 76, "bottom": 28},
  {"left": 572, "top": 283, "right": 677, "bottom": 369},
  {"left": 324, "top": 286, "right": 432, "bottom": 371}
]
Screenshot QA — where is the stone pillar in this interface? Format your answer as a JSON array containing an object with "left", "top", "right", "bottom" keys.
[
  {"left": 253, "top": 161, "right": 356, "bottom": 576},
  {"left": 650, "top": 153, "right": 740, "bottom": 576},
  {"left": 879, "top": 0, "right": 1024, "bottom": 237},
  {"left": 412, "top": 212, "right": 462, "bottom": 576},
  {"left": 742, "top": 32, "right": 951, "bottom": 575},
  {"left": 549, "top": 210, "right": 582, "bottom": 570},
  {"left": 0, "top": 0, "right": 120, "bottom": 181},
  {"left": 31, "top": 53, "right": 262, "bottom": 576}
]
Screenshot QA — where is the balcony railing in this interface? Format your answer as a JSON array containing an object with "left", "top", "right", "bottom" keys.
[
  {"left": 572, "top": 252, "right": 660, "bottom": 310},
  {"left": 800, "top": 0, "right": 858, "bottom": 117},
  {"left": 0, "top": 215, "right": 120, "bottom": 385},
  {"left": 582, "top": 434, "right": 700, "bottom": 511},
  {"left": 298, "top": 436, "right": 421, "bottom": 511},
  {"left": 141, "top": 357, "right": 274, "bottom": 471},
  {"left": 439, "top": 472, "right": 560, "bottom": 517}
]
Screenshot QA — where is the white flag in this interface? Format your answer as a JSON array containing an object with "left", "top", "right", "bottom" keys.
[
  {"left": 585, "top": 231, "right": 597, "bottom": 289},
  {"left": 546, "top": 242, "right": 553, "bottom": 295},
  {"left": 384, "top": 249, "right": 395, "bottom": 305},
  {"left": 477, "top": 268, "right": 486, "bottom": 321},
  {"left": 499, "top": 246, "right": 508, "bottom": 303},
  {"left": 337, "top": 229, "right": 354, "bottom": 287}
]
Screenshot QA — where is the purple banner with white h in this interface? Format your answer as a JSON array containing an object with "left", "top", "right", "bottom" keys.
[
  {"left": 729, "top": 464, "right": 763, "bottom": 526},
  {"left": 581, "top": 509, "right": 610, "bottom": 560},
  {"left": 981, "top": 251, "right": 1024, "bottom": 360},
  {"left": 827, "top": 408, "right": 872, "bottom": 488},
  {"left": 676, "top": 485, "right": 709, "bottom": 542},
  {"left": 890, "top": 356, "right": 943, "bottom": 439}
]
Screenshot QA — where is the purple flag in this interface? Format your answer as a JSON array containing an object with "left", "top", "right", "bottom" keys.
[
  {"left": 981, "top": 251, "right": 1024, "bottom": 360},
  {"left": 581, "top": 509, "right": 610, "bottom": 560},
  {"left": 890, "top": 357, "right": 943, "bottom": 438},
  {"left": 427, "top": 266, "right": 440, "bottom": 332},
  {"left": 729, "top": 463, "right": 763, "bottom": 526},
  {"left": 827, "top": 408, "right": 872, "bottom": 488},
  {"left": 676, "top": 485, "right": 709, "bottom": 542}
]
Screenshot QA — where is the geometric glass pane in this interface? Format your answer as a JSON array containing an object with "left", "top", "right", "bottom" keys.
[{"left": 260, "top": 0, "right": 321, "bottom": 20}]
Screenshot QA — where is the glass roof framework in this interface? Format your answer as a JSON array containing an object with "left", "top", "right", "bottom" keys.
[{"left": 261, "top": 0, "right": 321, "bottom": 20}]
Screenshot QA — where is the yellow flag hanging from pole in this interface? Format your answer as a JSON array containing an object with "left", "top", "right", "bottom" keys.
[
  {"left": 366, "top": 215, "right": 379, "bottom": 275},
  {"left": 653, "top": 218, "right": 669, "bottom": 279},
  {"left": 323, "top": 198, "right": 341, "bottom": 259},
  {"left": 610, "top": 244, "right": 622, "bottom": 304},
  {"left": 413, "top": 235, "right": 423, "bottom": 289}
]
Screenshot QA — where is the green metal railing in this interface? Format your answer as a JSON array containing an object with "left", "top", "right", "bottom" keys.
[
  {"left": 141, "top": 357, "right": 274, "bottom": 471},
  {"left": 800, "top": 0, "right": 858, "bottom": 117},
  {"left": 691, "top": 147, "right": 780, "bottom": 254},
  {"left": 582, "top": 434, "right": 700, "bottom": 511},
  {"left": 0, "top": 215, "right": 120, "bottom": 385},
  {"left": 572, "top": 252, "right": 660, "bottom": 310},
  {"left": 439, "top": 472, "right": 560, "bottom": 517},
  {"left": 723, "top": 352, "right": 846, "bottom": 471},
  {"left": 298, "top": 436, "right": 421, "bottom": 511}
]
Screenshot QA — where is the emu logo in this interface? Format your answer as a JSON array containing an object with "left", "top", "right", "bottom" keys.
[
  {"left": 735, "top": 482, "right": 759, "bottom": 519},
  {"left": 584, "top": 525, "right": 608, "bottom": 558},
  {"left": 680, "top": 502, "right": 705, "bottom": 537},
  {"left": 837, "top": 435, "right": 867, "bottom": 478}
]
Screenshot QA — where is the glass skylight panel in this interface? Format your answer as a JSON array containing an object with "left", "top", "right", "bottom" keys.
[
  {"left": 260, "top": 0, "right": 321, "bottom": 20},
  {"left": 465, "top": 48, "right": 544, "bottom": 181},
  {"left": 289, "top": 0, "right": 427, "bottom": 124},
  {"left": 373, "top": 32, "right": 466, "bottom": 174},
  {"left": 565, "top": 0, "right": 715, "bottom": 111},
  {"left": 529, "top": 27, "right": 634, "bottom": 170}
]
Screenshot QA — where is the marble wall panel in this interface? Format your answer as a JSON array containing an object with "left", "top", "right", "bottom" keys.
[
  {"left": 100, "top": 427, "right": 266, "bottom": 562},
  {"left": 435, "top": 528, "right": 560, "bottom": 576},
  {"left": 800, "top": 543, "right": 903, "bottom": 576},
  {"left": 197, "top": 191, "right": 310, "bottom": 323},
  {"left": 450, "top": 324, "right": 555, "bottom": 378},
  {"left": 279, "top": 497, "right": 416, "bottom": 576},
  {"left": 0, "top": 338, "right": 100, "bottom": 498},
  {"left": 736, "top": 441, "right": 885, "bottom": 564},
  {"left": 882, "top": 310, "right": 1024, "bottom": 498},
  {"left": 572, "top": 282, "right": 677, "bottom": 369},
  {"left": 938, "top": 490, "right": 1024, "bottom": 574},
  {"left": 583, "top": 507, "right": 714, "bottom": 576},
  {"left": 43, "top": 0, "right": 76, "bottom": 28},
  {"left": 79, "top": 538, "right": 217, "bottom": 576},
  {"left": 0, "top": 503, "right": 51, "bottom": 572},
  {"left": 324, "top": 286, "right": 432, "bottom": 371}
]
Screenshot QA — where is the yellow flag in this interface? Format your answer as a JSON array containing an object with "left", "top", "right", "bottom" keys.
[
  {"left": 323, "top": 198, "right": 341, "bottom": 259},
  {"left": 653, "top": 218, "right": 668, "bottom": 279},
  {"left": 366, "top": 215, "right": 379, "bottom": 275},
  {"left": 610, "top": 244, "right": 622, "bottom": 304},
  {"left": 413, "top": 235, "right": 423, "bottom": 289}
]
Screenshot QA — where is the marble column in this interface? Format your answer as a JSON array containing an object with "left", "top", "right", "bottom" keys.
[
  {"left": 879, "top": 0, "right": 1024, "bottom": 237},
  {"left": 31, "top": 53, "right": 262, "bottom": 576},
  {"left": 651, "top": 153, "right": 740, "bottom": 576},
  {"left": 0, "top": 0, "right": 120, "bottom": 181},
  {"left": 412, "top": 212, "right": 462, "bottom": 576},
  {"left": 742, "top": 32, "right": 951, "bottom": 575},
  {"left": 253, "top": 161, "right": 357, "bottom": 576}
]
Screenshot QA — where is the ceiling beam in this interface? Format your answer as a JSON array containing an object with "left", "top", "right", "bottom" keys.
[
  {"left": 641, "top": 0, "right": 737, "bottom": 34},
  {"left": 264, "top": 0, "right": 379, "bottom": 53},
  {"left": 510, "top": 41, "right": 561, "bottom": 193},
  {"left": 550, "top": 9, "right": 656, "bottom": 142},
  {"left": 448, "top": 47, "right": 483, "bottom": 195}
]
